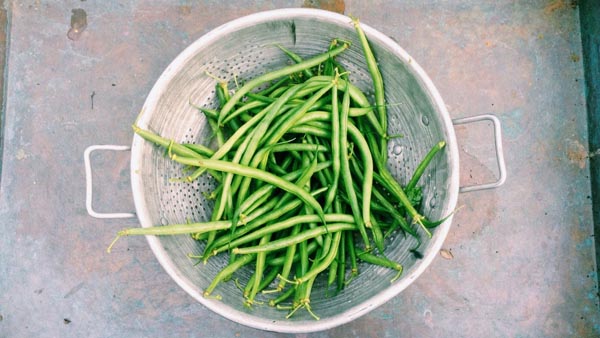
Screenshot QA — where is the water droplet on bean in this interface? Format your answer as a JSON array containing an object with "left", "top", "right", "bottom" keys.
[{"left": 421, "top": 114, "right": 430, "bottom": 126}]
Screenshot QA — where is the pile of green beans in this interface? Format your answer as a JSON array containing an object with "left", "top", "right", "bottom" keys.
[{"left": 110, "top": 19, "right": 447, "bottom": 320}]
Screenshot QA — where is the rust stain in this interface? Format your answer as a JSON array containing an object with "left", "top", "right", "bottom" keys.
[
  {"left": 178, "top": 5, "right": 192, "bottom": 16},
  {"left": 570, "top": 53, "right": 580, "bottom": 62},
  {"left": 544, "top": 0, "right": 567, "bottom": 14},
  {"left": 566, "top": 139, "right": 587, "bottom": 169},
  {"left": 302, "top": 0, "right": 345, "bottom": 14},
  {"left": 544, "top": 0, "right": 578, "bottom": 14}
]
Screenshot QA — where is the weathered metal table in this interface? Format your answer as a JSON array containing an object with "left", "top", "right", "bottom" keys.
[{"left": 1, "top": 1, "right": 599, "bottom": 337}]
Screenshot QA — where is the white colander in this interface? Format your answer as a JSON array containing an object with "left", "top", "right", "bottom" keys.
[{"left": 84, "top": 8, "right": 506, "bottom": 333}]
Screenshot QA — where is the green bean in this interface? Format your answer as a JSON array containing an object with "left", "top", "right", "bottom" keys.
[
  {"left": 183, "top": 143, "right": 215, "bottom": 157},
  {"left": 207, "top": 116, "right": 225, "bottom": 149},
  {"left": 267, "top": 240, "right": 319, "bottom": 266},
  {"left": 213, "top": 214, "right": 353, "bottom": 256},
  {"left": 170, "top": 156, "right": 326, "bottom": 224},
  {"left": 314, "top": 105, "right": 372, "bottom": 117},
  {"left": 305, "top": 76, "right": 384, "bottom": 135},
  {"left": 300, "top": 149, "right": 324, "bottom": 248},
  {"left": 204, "top": 253, "right": 255, "bottom": 297},
  {"left": 232, "top": 154, "right": 318, "bottom": 238},
  {"left": 372, "top": 186, "right": 418, "bottom": 237},
  {"left": 107, "top": 220, "right": 232, "bottom": 253},
  {"left": 218, "top": 42, "right": 349, "bottom": 125},
  {"left": 339, "top": 87, "right": 370, "bottom": 249},
  {"left": 256, "top": 76, "right": 290, "bottom": 96},
  {"left": 323, "top": 82, "right": 341, "bottom": 213},
  {"left": 258, "top": 266, "right": 280, "bottom": 293},
  {"left": 274, "top": 223, "right": 301, "bottom": 292},
  {"left": 269, "top": 284, "right": 295, "bottom": 307},
  {"left": 261, "top": 83, "right": 334, "bottom": 148},
  {"left": 234, "top": 83, "right": 309, "bottom": 206},
  {"left": 275, "top": 43, "right": 315, "bottom": 79},
  {"left": 336, "top": 229, "right": 346, "bottom": 291},
  {"left": 222, "top": 100, "right": 267, "bottom": 125},
  {"left": 232, "top": 223, "right": 355, "bottom": 255},
  {"left": 193, "top": 106, "right": 219, "bottom": 120},
  {"left": 206, "top": 186, "right": 329, "bottom": 255},
  {"left": 216, "top": 82, "right": 229, "bottom": 107},
  {"left": 405, "top": 141, "right": 446, "bottom": 193},
  {"left": 346, "top": 231, "right": 358, "bottom": 280},
  {"left": 347, "top": 122, "right": 374, "bottom": 229},
  {"left": 361, "top": 116, "right": 430, "bottom": 235},
  {"left": 327, "top": 254, "right": 338, "bottom": 288},
  {"left": 357, "top": 251, "right": 403, "bottom": 282},
  {"left": 369, "top": 213, "right": 385, "bottom": 253},
  {"left": 296, "top": 230, "right": 342, "bottom": 284},
  {"left": 132, "top": 125, "right": 204, "bottom": 160},
  {"left": 213, "top": 131, "right": 253, "bottom": 226},
  {"left": 237, "top": 168, "right": 305, "bottom": 217},
  {"left": 287, "top": 125, "right": 330, "bottom": 138},
  {"left": 295, "top": 111, "right": 330, "bottom": 125},
  {"left": 245, "top": 92, "right": 276, "bottom": 104},
  {"left": 270, "top": 142, "right": 328, "bottom": 153},
  {"left": 296, "top": 120, "right": 330, "bottom": 131},
  {"left": 187, "top": 102, "right": 275, "bottom": 181},
  {"left": 245, "top": 234, "right": 271, "bottom": 307},
  {"left": 266, "top": 156, "right": 288, "bottom": 176},
  {"left": 352, "top": 17, "right": 387, "bottom": 159}
]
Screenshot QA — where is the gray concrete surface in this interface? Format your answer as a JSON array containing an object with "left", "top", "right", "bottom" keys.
[{"left": 0, "top": 1, "right": 598, "bottom": 337}]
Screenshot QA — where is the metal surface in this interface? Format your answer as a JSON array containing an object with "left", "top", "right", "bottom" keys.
[
  {"left": 580, "top": 0, "right": 600, "bottom": 284},
  {"left": 84, "top": 145, "right": 135, "bottom": 219},
  {"left": 130, "top": 8, "right": 462, "bottom": 332},
  {"left": 1, "top": 1, "right": 598, "bottom": 337},
  {"left": 452, "top": 114, "right": 506, "bottom": 193}
]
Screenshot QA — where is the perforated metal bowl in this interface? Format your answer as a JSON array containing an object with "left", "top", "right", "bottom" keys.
[{"left": 131, "top": 8, "right": 459, "bottom": 333}]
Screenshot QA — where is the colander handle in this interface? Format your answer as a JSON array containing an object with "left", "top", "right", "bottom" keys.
[
  {"left": 452, "top": 114, "right": 507, "bottom": 193},
  {"left": 84, "top": 145, "right": 136, "bottom": 219}
]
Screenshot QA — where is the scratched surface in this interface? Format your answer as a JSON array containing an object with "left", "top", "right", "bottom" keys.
[{"left": 0, "top": 1, "right": 598, "bottom": 337}]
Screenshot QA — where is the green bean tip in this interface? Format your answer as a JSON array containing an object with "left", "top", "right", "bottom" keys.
[{"left": 106, "top": 232, "right": 125, "bottom": 253}]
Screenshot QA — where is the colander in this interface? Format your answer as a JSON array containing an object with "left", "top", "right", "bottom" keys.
[{"left": 84, "top": 8, "right": 506, "bottom": 333}]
